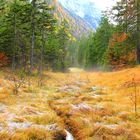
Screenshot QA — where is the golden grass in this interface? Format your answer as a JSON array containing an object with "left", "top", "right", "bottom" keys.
[
  {"left": 25, "top": 112, "right": 63, "bottom": 126},
  {"left": 0, "top": 66, "right": 140, "bottom": 139},
  {"left": 10, "top": 127, "right": 52, "bottom": 140},
  {"left": 0, "top": 131, "right": 10, "bottom": 140},
  {"left": 0, "top": 88, "right": 11, "bottom": 100}
]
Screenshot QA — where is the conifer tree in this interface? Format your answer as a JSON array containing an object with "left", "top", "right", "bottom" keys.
[{"left": 57, "top": 20, "right": 70, "bottom": 71}]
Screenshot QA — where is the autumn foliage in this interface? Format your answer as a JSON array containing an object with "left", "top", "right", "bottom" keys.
[
  {"left": 108, "top": 32, "right": 136, "bottom": 70},
  {"left": 0, "top": 53, "right": 9, "bottom": 67},
  {"left": 110, "top": 32, "right": 127, "bottom": 44}
]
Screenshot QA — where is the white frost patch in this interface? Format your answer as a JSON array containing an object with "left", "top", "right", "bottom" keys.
[
  {"left": 74, "top": 81, "right": 86, "bottom": 86},
  {"left": 33, "top": 124, "right": 58, "bottom": 131},
  {"left": 105, "top": 124, "right": 118, "bottom": 129},
  {"left": 6, "top": 122, "right": 58, "bottom": 132},
  {"left": 8, "top": 122, "right": 31, "bottom": 129},
  {"left": 95, "top": 122, "right": 118, "bottom": 130},
  {"left": 72, "top": 103, "right": 92, "bottom": 110},
  {"left": 93, "top": 104, "right": 104, "bottom": 110},
  {"left": 92, "top": 86, "right": 108, "bottom": 92},
  {"left": 65, "top": 130, "right": 74, "bottom": 140},
  {"left": 0, "top": 125, "right": 3, "bottom": 131},
  {"left": 58, "top": 85, "right": 80, "bottom": 93},
  {"left": 0, "top": 103, "right": 8, "bottom": 113},
  {"left": 92, "top": 94, "right": 102, "bottom": 99},
  {"left": 7, "top": 122, "right": 32, "bottom": 131}
]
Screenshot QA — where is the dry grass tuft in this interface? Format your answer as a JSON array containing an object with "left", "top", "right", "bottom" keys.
[
  {"left": 10, "top": 127, "right": 52, "bottom": 140},
  {"left": 0, "top": 88, "right": 11, "bottom": 99},
  {"left": 0, "top": 131, "right": 10, "bottom": 140}
]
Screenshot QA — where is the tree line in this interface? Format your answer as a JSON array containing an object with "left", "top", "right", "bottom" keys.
[
  {"left": 70, "top": 0, "right": 140, "bottom": 70},
  {"left": 1, "top": 0, "right": 140, "bottom": 72}
]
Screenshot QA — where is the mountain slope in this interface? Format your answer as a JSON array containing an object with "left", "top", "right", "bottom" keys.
[
  {"left": 46, "top": 0, "right": 93, "bottom": 38},
  {"left": 58, "top": 0, "right": 101, "bottom": 29},
  {"left": 57, "top": 3, "right": 93, "bottom": 37}
]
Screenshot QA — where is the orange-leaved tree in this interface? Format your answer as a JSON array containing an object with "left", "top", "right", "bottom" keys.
[{"left": 108, "top": 32, "right": 136, "bottom": 70}]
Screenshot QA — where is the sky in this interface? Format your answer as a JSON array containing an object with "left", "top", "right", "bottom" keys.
[
  {"left": 89, "top": 0, "right": 119, "bottom": 10},
  {"left": 58, "top": 0, "right": 120, "bottom": 12}
]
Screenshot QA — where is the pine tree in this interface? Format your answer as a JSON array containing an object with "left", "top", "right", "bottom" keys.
[
  {"left": 37, "top": 0, "right": 56, "bottom": 74},
  {"left": 57, "top": 19, "right": 70, "bottom": 71},
  {"left": 30, "top": 0, "right": 36, "bottom": 73}
]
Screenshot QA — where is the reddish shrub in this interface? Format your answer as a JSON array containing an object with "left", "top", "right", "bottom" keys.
[{"left": 0, "top": 53, "right": 9, "bottom": 67}]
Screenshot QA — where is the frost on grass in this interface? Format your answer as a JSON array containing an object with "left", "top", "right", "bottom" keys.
[
  {"left": 71, "top": 103, "right": 92, "bottom": 110},
  {"left": 95, "top": 122, "right": 119, "bottom": 130},
  {"left": 7, "top": 122, "right": 32, "bottom": 131},
  {"left": 91, "top": 86, "right": 108, "bottom": 92},
  {"left": 0, "top": 103, "right": 7, "bottom": 113},
  {"left": 58, "top": 85, "right": 80, "bottom": 93}
]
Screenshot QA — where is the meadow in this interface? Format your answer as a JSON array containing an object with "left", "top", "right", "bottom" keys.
[{"left": 0, "top": 67, "right": 140, "bottom": 140}]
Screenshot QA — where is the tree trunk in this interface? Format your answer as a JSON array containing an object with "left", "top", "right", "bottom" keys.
[
  {"left": 126, "top": 0, "right": 128, "bottom": 33},
  {"left": 39, "top": 0, "right": 45, "bottom": 76},
  {"left": 20, "top": 42, "right": 26, "bottom": 70},
  {"left": 12, "top": 12, "right": 16, "bottom": 71},
  {"left": 30, "top": 0, "right": 36, "bottom": 73},
  {"left": 136, "top": 0, "right": 140, "bottom": 63},
  {"left": 41, "top": 28, "right": 45, "bottom": 72}
]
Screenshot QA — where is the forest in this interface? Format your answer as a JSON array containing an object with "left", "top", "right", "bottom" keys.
[
  {"left": 0, "top": 0, "right": 140, "bottom": 140},
  {"left": 0, "top": 0, "right": 140, "bottom": 72}
]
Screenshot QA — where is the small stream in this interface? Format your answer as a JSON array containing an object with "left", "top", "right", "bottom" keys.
[{"left": 65, "top": 130, "right": 74, "bottom": 140}]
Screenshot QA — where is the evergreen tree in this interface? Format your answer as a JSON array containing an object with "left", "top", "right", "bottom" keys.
[
  {"left": 87, "top": 17, "right": 113, "bottom": 68},
  {"left": 37, "top": 0, "right": 57, "bottom": 74},
  {"left": 57, "top": 20, "right": 70, "bottom": 71}
]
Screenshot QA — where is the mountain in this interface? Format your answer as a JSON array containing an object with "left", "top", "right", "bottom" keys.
[
  {"left": 46, "top": 0, "right": 94, "bottom": 38},
  {"left": 58, "top": 0, "right": 101, "bottom": 29}
]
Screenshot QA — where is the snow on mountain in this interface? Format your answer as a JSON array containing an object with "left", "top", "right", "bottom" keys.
[{"left": 58, "top": 0, "right": 101, "bottom": 29}]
